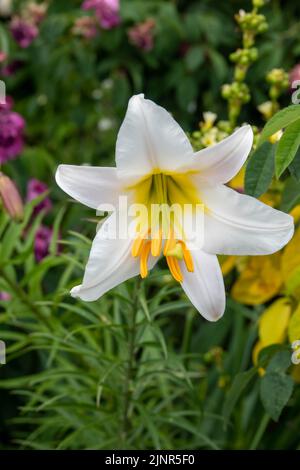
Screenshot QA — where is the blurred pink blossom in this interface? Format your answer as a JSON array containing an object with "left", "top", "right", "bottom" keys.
[
  {"left": 72, "top": 16, "right": 98, "bottom": 39},
  {"left": 0, "top": 97, "right": 25, "bottom": 163},
  {"left": 128, "top": 19, "right": 155, "bottom": 52},
  {"left": 82, "top": 0, "right": 120, "bottom": 30},
  {"left": 10, "top": 17, "right": 39, "bottom": 48},
  {"left": 0, "top": 291, "right": 11, "bottom": 301},
  {"left": 0, "top": 172, "right": 24, "bottom": 221},
  {"left": 34, "top": 225, "right": 52, "bottom": 261},
  {"left": 0, "top": 51, "right": 7, "bottom": 63},
  {"left": 289, "top": 64, "right": 300, "bottom": 88},
  {"left": 26, "top": 178, "right": 52, "bottom": 214}
]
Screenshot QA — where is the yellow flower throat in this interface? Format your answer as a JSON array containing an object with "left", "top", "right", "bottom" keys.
[{"left": 130, "top": 171, "right": 199, "bottom": 282}]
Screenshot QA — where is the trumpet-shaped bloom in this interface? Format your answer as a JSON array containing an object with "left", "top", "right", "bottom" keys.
[{"left": 56, "top": 94, "right": 294, "bottom": 321}]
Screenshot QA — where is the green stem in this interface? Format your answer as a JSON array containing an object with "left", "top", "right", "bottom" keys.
[
  {"left": 249, "top": 413, "right": 270, "bottom": 449},
  {"left": 121, "top": 277, "right": 141, "bottom": 447}
]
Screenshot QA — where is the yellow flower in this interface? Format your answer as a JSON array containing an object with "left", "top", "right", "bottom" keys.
[
  {"left": 231, "top": 253, "right": 282, "bottom": 305},
  {"left": 252, "top": 297, "right": 292, "bottom": 369}
]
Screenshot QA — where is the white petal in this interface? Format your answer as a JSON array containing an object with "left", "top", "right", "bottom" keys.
[
  {"left": 56, "top": 165, "right": 123, "bottom": 210},
  {"left": 71, "top": 215, "right": 158, "bottom": 301},
  {"left": 182, "top": 125, "right": 253, "bottom": 184},
  {"left": 198, "top": 183, "right": 294, "bottom": 255},
  {"left": 180, "top": 248, "right": 226, "bottom": 321},
  {"left": 116, "top": 94, "right": 194, "bottom": 180}
]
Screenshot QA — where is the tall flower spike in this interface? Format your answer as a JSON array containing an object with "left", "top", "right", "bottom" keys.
[{"left": 56, "top": 94, "right": 294, "bottom": 322}]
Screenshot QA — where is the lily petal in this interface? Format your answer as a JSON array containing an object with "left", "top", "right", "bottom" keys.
[
  {"left": 116, "top": 94, "right": 194, "bottom": 180},
  {"left": 56, "top": 164, "right": 123, "bottom": 210},
  {"left": 182, "top": 125, "right": 253, "bottom": 184},
  {"left": 198, "top": 183, "right": 294, "bottom": 255},
  {"left": 180, "top": 248, "right": 226, "bottom": 321},
  {"left": 71, "top": 215, "right": 158, "bottom": 301}
]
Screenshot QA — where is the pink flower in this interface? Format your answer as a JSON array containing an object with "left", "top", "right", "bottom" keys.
[
  {"left": 0, "top": 51, "right": 7, "bottom": 63},
  {"left": 0, "top": 291, "right": 11, "bottom": 301},
  {"left": 0, "top": 97, "right": 25, "bottom": 163},
  {"left": 25, "top": 2, "right": 48, "bottom": 25},
  {"left": 34, "top": 225, "right": 52, "bottom": 261},
  {"left": 26, "top": 178, "right": 52, "bottom": 214},
  {"left": 10, "top": 17, "right": 39, "bottom": 48},
  {"left": 0, "top": 172, "right": 24, "bottom": 221},
  {"left": 82, "top": 0, "right": 120, "bottom": 30},
  {"left": 128, "top": 19, "right": 155, "bottom": 52},
  {"left": 72, "top": 16, "right": 98, "bottom": 39},
  {"left": 289, "top": 64, "right": 300, "bottom": 88}
]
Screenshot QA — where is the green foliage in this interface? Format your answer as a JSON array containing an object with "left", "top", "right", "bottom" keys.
[{"left": 245, "top": 141, "right": 275, "bottom": 197}]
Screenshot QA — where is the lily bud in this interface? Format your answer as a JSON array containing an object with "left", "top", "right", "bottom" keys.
[{"left": 0, "top": 172, "right": 24, "bottom": 221}]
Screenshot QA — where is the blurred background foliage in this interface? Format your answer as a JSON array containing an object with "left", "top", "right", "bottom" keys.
[{"left": 1, "top": 0, "right": 300, "bottom": 450}]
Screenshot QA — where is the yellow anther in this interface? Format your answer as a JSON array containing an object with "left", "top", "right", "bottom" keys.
[
  {"left": 151, "top": 229, "right": 162, "bottom": 257},
  {"left": 140, "top": 241, "right": 151, "bottom": 278},
  {"left": 132, "top": 235, "right": 145, "bottom": 257},
  {"left": 163, "top": 227, "right": 175, "bottom": 256},
  {"left": 166, "top": 256, "right": 183, "bottom": 283},
  {"left": 178, "top": 241, "right": 194, "bottom": 272}
]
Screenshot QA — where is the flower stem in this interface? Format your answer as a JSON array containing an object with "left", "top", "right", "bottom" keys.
[
  {"left": 121, "top": 277, "right": 141, "bottom": 447},
  {"left": 249, "top": 413, "right": 270, "bottom": 449}
]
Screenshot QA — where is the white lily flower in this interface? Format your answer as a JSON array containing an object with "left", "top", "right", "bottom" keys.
[{"left": 55, "top": 94, "right": 294, "bottom": 321}]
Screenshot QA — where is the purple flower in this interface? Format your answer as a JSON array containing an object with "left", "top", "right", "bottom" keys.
[
  {"left": 0, "top": 98, "right": 25, "bottom": 163},
  {"left": 1, "top": 60, "right": 24, "bottom": 77},
  {"left": 0, "top": 291, "right": 11, "bottom": 301},
  {"left": 82, "top": 0, "right": 120, "bottom": 30},
  {"left": 128, "top": 19, "right": 155, "bottom": 52},
  {"left": 26, "top": 178, "right": 52, "bottom": 214},
  {"left": 10, "top": 17, "right": 39, "bottom": 48},
  {"left": 34, "top": 225, "right": 52, "bottom": 262}
]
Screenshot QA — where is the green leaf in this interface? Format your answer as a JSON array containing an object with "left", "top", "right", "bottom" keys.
[
  {"left": 185, "top": 45, "right": 204, "bottom": 71},
  {"left": 288, "top": 146, "right": 300, "bottom": 181},
  {"left": 258, "top": 105, "right": 300, "bottom": 146},
  {"left": 280, "top": 177, "right": 300, "bottom": 212},
  {"left": 266, "top": 350, "right": 292, "bottom": 374},
  {"left": 245, "top": 141, "right": 275, "bottom": 197},
  {"left": 275, "top": 119, "right": 300, "bottom": 178},
  {"left": 223, "top": 367, "right": 257, "bottom": 423},
  {"left": 260, "top": 372, "right": 293, "bottom": 421}
]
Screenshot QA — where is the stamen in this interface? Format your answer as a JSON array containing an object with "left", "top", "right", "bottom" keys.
[
  {"left": 178, "top": 241, "right": 194, "bottom": 272},
  {"left": 132, "top": 229, "right": 149, "bottom": 257},
  {"left": 166, "top": 256, "right": 183, "bottom": 283},
  {"left": 151, "top": 228, "right": 162, "bottom": 257},
  {"left": 163, "top": 227, "right": 175, "bottom": 256},
  {"left": 140, "top": 241, "right": 152, "bottom": 278}
]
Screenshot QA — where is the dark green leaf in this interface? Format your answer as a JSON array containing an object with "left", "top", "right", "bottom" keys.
[
  {"left": 245, "top": 141, "right": 275, "bottom": 197},
  {"left": 260, "top": 372, "right": 293, "bottom": 421},
  {"left": 258, "top": 105, "right": 300, "bottom": 146},
  {"left": 275, "top": 119, "right": 300, "bottom": 178}
]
